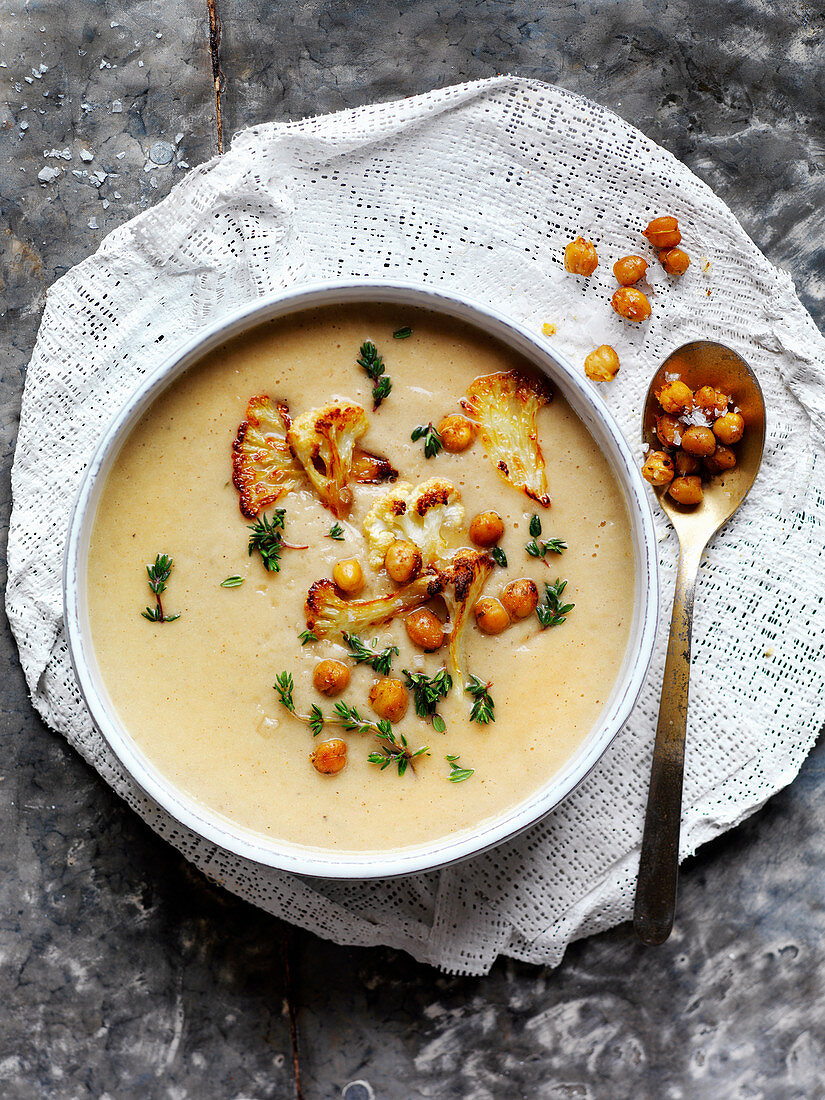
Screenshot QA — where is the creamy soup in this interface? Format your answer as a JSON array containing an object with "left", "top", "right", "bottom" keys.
[{"left": 87, "top": 304, "right": 635, "bottom": 853}]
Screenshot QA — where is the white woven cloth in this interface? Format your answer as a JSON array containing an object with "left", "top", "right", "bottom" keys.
[{"left": 8, "top": 77, "right": 825, "bottom": 975}]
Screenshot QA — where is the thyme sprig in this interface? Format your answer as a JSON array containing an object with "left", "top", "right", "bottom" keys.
[
  {"left": 446, "top": 754, "right": 475, "bottom": 783},
  {"left": 141, "top": 554, "right": 181, "bottom": 622},
  {"left": 368, "top": 723, "right": 430, "bottom": 777},
  {"left": 465, "top": 674, "right": 495, "bottom": 724},
  {"left": 357, "top": 340, "right": 392, "bottom": 409},
  {"left": 343, "top": 633, "right": 399, "bottom": 675},
  {"left": 328, "top": 523, "right": 345, "bottom": 541},
  {"left": 403, "top": 667, "right": 452, "bottom": 733},
  {"left": 273, "top": 674, "right": 428, "bottom": 774},
  {"left": 299, "top": 628, "right": 318, "bottom": 646},
  {"left": 536, "top": 578, "right": 575, "bottom": 629},
  {"left": 411, "top": 422, "right": 443, "bottom": 459},
  {"left": 247, "top": 510, "right": 307, "bottom": 573}
]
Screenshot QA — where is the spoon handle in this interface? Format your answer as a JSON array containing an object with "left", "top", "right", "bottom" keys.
[{"left": 634, "top": 546, "right": 700, "bottom": 945}]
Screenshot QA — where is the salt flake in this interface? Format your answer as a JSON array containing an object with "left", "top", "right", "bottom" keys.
[{"left": 111, "top": 100, "right": 122, "bottom": 113}]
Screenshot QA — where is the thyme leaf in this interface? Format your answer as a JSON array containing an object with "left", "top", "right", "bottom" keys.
[
  {"left": 536, "top": 578, "right": 575, "bottom": 629},
  {"left": 220, "top": 575, "right": 244, "bottom": 588},
  {"left": 141, "top": 553, "right": 181, "bottom": 622},
  {"left": 465, "top": 674, "right": 495, "bottom": 724},
  {"left": 529, "top": 514, "right": 542, "bottom": 537},
  {"left": 491, "top": 546, "right": 508, "bottom": 568},
  {"left": 357, "top": 340, "right": 393, "bottom": 409},
  {"left": 393, "top": 326, "right": 413, "bottom": 339},
  {"left": 445, "top": 754, "right": 475, "bottom": 783},
  {"left": 343, "top": 633, "right": 399, "bottom": 675},
  {"left": 410, "top": 422, "right": 443, "bottom": 459}
]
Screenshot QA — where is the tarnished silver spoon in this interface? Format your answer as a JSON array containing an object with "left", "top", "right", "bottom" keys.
[{"left": 633, "top": 340, "right": 766, "bottom": 945}]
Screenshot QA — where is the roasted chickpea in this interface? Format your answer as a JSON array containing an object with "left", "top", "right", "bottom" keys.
[
  {"left": 474, "top": 597, "right": 510, "bottom": 635},
  {"left": 643, "top": 216, "right": 682, "bottom": 249},
  {"left": 674, "top": 450, "right": 701, "bottom": 477},
  {"left": 713, "top": 411, "right": 745, "bottom": 445},
  {"left": 704, "top": 445, "right": 737, "bottom": 474},
  {"left": 658, "top": 247, "right": 691, "bottom": 276},
  {"left": 469, "top": 510, "right": 505, "bottom": 547},
  {"left": 667, "top": 475, "right": 704, "bottom": 506},
  {"left": 333, "top": 557, "right": 365, "bottom": 596},
  {"left": 384, "top": 539, "right": 422, "bottom": 584},
  {"left": 694, "top": 385, "right": 729, "bottom": 419},
  {"left": 311, "top": 738, "right": 347, "bottom": 775},
  {"left": 564, "top": 236, "right": 598, "bottom": 276},
  {"left": 405, "top": 608, "right": 444, "bottom": 652},
  {"left": 656, "top": 414, "right": 683, "bottom": 450},
  {"left": 584, "top": 345, "right": 620, "bottom": 382},
  {"left": 438, "top": 414, "right": 476, "bottom": 453},
  {"left": 368, "top": 677, "right": 409, "bottom": 723},
  {"left": 613, "top": 255, "right": 648, "bottom": 286},
  {"left": 681, "top": 425, "right": 717, "bottom": 457},
  {"left": 641, "top": 451, "right": 675, "bottom": 487},
  {"left": 611, "top": 286, "right": 651, "bottom": 322},
  {"left": 656, "top": 379, "right": 694, "bottom": 414},
  {"left": 313, "top": 659, "right": 351, "bottom": 697},
  {"left": 501, "top": 578, "right": 540, "bottom": 621}
]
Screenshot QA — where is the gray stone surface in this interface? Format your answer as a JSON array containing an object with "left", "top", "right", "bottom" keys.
[{"left": 1, "top": 1, "right": 824, "bottom": 1097}]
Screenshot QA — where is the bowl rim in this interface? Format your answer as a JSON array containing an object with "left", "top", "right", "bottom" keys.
[{"left": 64, "top": 278, "right": 659, "bottom": 880}]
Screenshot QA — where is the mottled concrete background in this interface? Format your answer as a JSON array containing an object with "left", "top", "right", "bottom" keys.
[{"left": 2, "top": 2, "right": 824, "bottom": 1098}]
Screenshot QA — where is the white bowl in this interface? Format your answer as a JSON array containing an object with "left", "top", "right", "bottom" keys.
[{"left": 64, "top": 280, "right": 659, "bottom": 879}]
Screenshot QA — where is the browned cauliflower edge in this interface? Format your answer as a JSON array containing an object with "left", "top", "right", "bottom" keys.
[
  {"left": 461, "top": 370, "right": 552, "bottom": 508},
  {"left": 232, "top": 395, "right": 304, "bottom": 519},
  {"left": 442, "top": 549, "right": 494, "bottom": 689}
]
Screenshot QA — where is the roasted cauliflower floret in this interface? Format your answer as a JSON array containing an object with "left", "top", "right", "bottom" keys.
[
  {"left": 441, "top": 549, "right": 494, "bottom": 689},
  {"left": 287, "top": 401, "right": 369, "bottom": 518},
  {"left": 233, "top": 396, "right": 396, "bottom": 518},
  {"left": 362, "top": 478, "right": 465, "bottom": 570},
  {"left": 461, "top": 370, "right": 552, "bottom": 508},
  {"left": 232, "top": 395, "right": 305, "bottom": 519},
  {"left": 305, "top": 567, "right": 447, "bottom": 639}
]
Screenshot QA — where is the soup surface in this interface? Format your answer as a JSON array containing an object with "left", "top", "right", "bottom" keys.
[{"left": 87, "top": 304, "right": 635, "bottom": 853}]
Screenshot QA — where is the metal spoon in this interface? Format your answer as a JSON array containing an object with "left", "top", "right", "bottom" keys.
[{"left": 633, "top": 341, "right": 766, "bottom": 946}]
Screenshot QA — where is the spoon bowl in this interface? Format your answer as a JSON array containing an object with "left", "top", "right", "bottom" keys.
[
  {"left": 642, "top": 341, "right": 766, "bottom": 540},
  {"left": 634, "top": 340, "right": 766, "bottom": 945}
]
